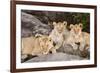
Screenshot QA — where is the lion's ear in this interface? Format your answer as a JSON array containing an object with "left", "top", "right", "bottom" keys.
[
  {"left": 48, "top": 22, "right": 52, "bottom": 26},
  {"left": 35, "top": 33, "right": 42, "bottom": 38},
  {"left": 70, "top": 24, "right": 74, "bottom": 29},
  {"left": 63, "top": 21, "right": 67, "bottom": 26},
  {"left": 79, "top": 23, "right": 83, "bottom": 28},
  {"left": 53, "top": 22, "right": 57, "bottom": 26}
]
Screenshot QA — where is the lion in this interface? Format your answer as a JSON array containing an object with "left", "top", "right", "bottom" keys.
[
  {"left": 49, "top": 21, "right": 68, "bottom": 53},
  {"left": 21, "top": 34, "right": 55, "bottom": 60},
  {"left": 64, "top": 23, "right": 90, "bottom": 51},
  {"left": 72, "top": 23, "right": 90, "bottom": 51},
  {"left": 63, "top": 24, "right": 78, "bottom": 50}
]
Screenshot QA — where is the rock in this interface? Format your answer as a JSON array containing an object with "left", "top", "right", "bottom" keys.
[
  {"left": 25, "top": 52, "right": 84, "bottom": 63},
  {"left": 21, "top": 12, "right": 52, "bottom": 37},
  {"left": 57, "top": 44, "right": 90, "bottom": 58},
  {"left": 21, "top": 28, "right": 32, "bottom": 37}
]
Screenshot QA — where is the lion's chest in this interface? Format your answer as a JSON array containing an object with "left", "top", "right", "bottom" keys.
[{"left": 49, "top": 30, "right": 63, "bottom": 44}]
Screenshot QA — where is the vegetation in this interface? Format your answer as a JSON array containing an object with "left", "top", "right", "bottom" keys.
[{"left": 22, "top": 10, "right": 90, "bottom": 32}]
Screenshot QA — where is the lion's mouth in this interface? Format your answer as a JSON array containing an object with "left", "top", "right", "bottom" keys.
[{"left": 58, "top": 29, "right": 63, "bottom": 33}]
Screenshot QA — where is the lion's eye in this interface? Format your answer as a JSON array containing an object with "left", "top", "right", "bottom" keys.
[
  {"left": 49, "top": 39, "right": 51, "bottom": 41},
  {"left": 64, "top": 23, "right": 66, "bottom": 25}
]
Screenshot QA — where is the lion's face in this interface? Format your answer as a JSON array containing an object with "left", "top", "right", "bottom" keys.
[
  {"left": 39, "top": 35, "right": 54, "bottom": 54},
  {"left": 70, "top": 23, "right": 83, "bottom": 39},
  {"left": 53, "top": 21, "right": 67, "bottom": 33}
]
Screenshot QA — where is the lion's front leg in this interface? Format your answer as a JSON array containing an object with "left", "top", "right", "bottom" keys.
[
  {"left": 79, "top": 42, "right": 85, "bottom": 51},
  {"left": 50, "top": 48, "right": 57, "bottom": 53},
  {"left": 54, "top": 44, "right": 61, "bottom": 50},
  {"left": 54, "top": 41, "right": 63, "bottom": 50},
  {"left": 71, "top": 42, "right": 78, "bottom": 50},
  {"left": 21, "top": 54, "right": 28, "bottom": 60},
  {"left": 85, "top": 45, "right": 90, "bottom": 50},
  {"left": 50, "top": 42, "right": 63, "bottom": 53}
]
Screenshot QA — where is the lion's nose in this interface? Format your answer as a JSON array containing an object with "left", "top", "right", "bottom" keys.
[
  {"left": 53, "top": 42, "right": 56, "bottom": 46},
  {"left": 75, "top": 42, "right": 80, "bottom": 45}
]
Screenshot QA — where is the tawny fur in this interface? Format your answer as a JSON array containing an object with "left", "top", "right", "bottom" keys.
[
  {"left": 49, "top": 21, "right": 67, "bottom": 53},
  {"left": 64, "top": 23, "right": 90, "bottom": 51},
  {"left": 21, "top": 34, "right": 54, "bottom": 59}
]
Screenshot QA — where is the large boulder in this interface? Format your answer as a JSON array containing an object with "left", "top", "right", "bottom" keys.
[
  {"left": 57, "top": 44, "right": 90, "bottom": 58},
  {"left": 21, "top": 12, "right": 52, "bottom": 37},
  {"left": 25, "top": 52, "right": 84, "bottom": 63}
]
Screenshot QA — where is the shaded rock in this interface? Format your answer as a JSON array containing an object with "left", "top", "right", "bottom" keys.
[
  {"left": 57, "top": 44, "right": 90, "bottom": 58},
  {"left": 21, "top": 12, "right": 52, "bottom": 37},
  {"left": 21, "top": 28, "right": 32, "bottom": 37},
  {"left": 25, "top": 52, "right": 84, "bottom": 63}
]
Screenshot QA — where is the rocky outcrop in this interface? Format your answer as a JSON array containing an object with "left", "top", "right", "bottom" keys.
[
  {"left": 57, "top": 44, "right": 90, "bottom": 58},
  {"left": 25, "top": 52, "right": 84, "bottom": 63},
  {"left": 21, "top": 12, "right": 52, "bottom": 37}
]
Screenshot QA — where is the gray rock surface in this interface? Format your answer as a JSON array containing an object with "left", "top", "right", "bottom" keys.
[
  {"left": 58, "top": 44, "right": 90, "bottom": 58},
  {"left": 21, "top": 12, "right": 52, "bottom": 37},
  {"left": 25, "top": 52, "right": 85, "bottom": 63}
]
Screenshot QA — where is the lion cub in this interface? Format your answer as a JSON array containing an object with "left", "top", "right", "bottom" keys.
[
  {"left": 21, "top": 34, "right": 54, "bottom": 59},
  {"left": 63, "top": 24, "right": 78, "bottom": 50},
  {"left": 49, "top": 21, "right": 67, "bottom": 53},
  {"left": 68, "top": 23, "right": 90, "bottom": 51}
]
